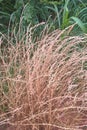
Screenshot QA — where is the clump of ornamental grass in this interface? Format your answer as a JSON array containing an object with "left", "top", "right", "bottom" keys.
[{"left": 0, "top": 25, "right": 87, "bottom": 130}]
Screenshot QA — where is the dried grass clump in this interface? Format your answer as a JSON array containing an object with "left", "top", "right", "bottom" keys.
[{"left": 0, "top": 28, "right": 87, "bottom": 130}]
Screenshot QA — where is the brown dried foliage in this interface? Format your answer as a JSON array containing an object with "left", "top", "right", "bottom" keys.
[{"left": 0, "top": 29, "right": 87, "bottom": 130}]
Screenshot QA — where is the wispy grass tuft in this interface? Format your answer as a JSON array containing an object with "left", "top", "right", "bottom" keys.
[{"left": 0, "top": 25, "right": 87, "bottom": 130}]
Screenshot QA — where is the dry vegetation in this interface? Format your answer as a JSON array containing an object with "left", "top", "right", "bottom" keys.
[{"left": 0, "top": 27, "right": 87, "bottom": 130}]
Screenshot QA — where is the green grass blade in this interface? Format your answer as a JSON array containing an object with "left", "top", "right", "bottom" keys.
[
  {"left": 71, "top": 16, "right": 87, "bottom": 33},
  {"left": 62, "top": 0, "right": 70, "bottom": 29}
]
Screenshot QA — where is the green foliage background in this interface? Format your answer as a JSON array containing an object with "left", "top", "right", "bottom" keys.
[{"left": 0, "top": 0, "right": 87, "bottom": 34}]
